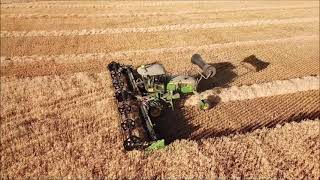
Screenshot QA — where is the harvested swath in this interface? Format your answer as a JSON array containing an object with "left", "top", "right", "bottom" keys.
[
  {"left": 2, "top": 23, "right": 318, "bottom": 57},
  {"left": 1, "top": 108, "right": 318, "bottom": 178},
  {"left": 2, "top": 6, "right": 317, "bottom": 19},
  {"left": 0, "top": 72, "right": 113, "bottom": 119},
  {"left": 1, "top": 18, "right": 318, "bottom": 37},
  {"left": 2, "top": 1, "right": 317, "bottom": 18},
  {"left": 186, "top": 76, "right": 320, "bottom": 106},
  {"left": 1, "top": 35, "right": 317, "bottom": 65},
  {"left": 1, "top": 60, "right": 106, "bottom": 78},
  {"left": 180, "top": 90, "right": 320, "bottom": 140},
  {"left": 144, "top": 119, "right": 320, "bottom": 179},
  {"left": 1, "top": 0, "right": 319, "bottom": 178},
  {"left": 0, "top": 1, "right": 212, "bottom": 9},
  {"left": 0, "top": 72, "right": 113, "bottom": 125},
  {"left": 0, "top": 72, "right": 116, "bottom": 155},
  {"left": 3, "top": 8, "right": 317, "bottom": 32},
  {"left": 1, "top": 73, "right": 318, "bottom": 179},
  {"left": 0, "top": 2, "right": 167, "bottom": 9},
  {"left": 1, "top": 1, "right": 315, "bottom": 10},
  {"left": 0, "top": 1, "right": 300, "bottom": 9},
  {"left": 1, "top": 35, "right": 318, "bottom": 88}
]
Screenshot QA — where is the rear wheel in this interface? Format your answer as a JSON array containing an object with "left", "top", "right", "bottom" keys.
[
  {"left": 199, "top": 99, "right": 210, "bottom": 110},
  {"left": 121, "top": 119, "right": 135, "bottom": 131},
  {"left": 149, "top": 106, "right": 162, "bottom": 118},
  {"left": 148, "top": 101, "right": 164, "bottom": 118},
  {"left": 123, "top": 136, "right": 142, "bottom": 151}
]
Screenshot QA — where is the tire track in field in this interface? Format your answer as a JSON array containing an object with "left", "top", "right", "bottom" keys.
[
  {"left": 1, "top": 34, "right": 316, "bottom": 68},
  {"left": 1, "top": 6, "right": 317, "bottom": 19},
  {"left": 186, "top": 76, "right": 320, "bottom": 106},
  {"left": 1, "top": 18, "right": 318, "bottom": 37},
  {"left": 185, "top": 90, "right": 320, "bottom": 140}
]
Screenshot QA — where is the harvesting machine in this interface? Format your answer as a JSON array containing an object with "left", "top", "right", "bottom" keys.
[{"left": 108, "top": 54, "right": 269, "bottom": 151}]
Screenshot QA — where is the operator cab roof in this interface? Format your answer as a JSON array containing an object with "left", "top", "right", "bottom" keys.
[{"left": 137, "top": 63, "right": 166, "bottom": 76}]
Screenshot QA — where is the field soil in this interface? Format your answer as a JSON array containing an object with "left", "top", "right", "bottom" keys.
[{"left": 0, "top": 1, "right": 319, "bottom": 179}]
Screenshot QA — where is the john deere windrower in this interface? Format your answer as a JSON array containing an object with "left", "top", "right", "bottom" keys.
[{"left": 108, "top": 54, "right": 217, "bottom": 151}]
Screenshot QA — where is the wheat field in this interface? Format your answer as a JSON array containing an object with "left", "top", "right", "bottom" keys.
[{"left": 0, "top": 1, "right": 319, "bottom": 178}]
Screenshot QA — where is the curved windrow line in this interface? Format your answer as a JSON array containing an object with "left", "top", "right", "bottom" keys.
[
  {"left": 187, "top": 90, "right": 320, "bottom": 140},
  {"left": 1, "top": 35, "right": 317, "bottom": 66},
  {"left": 186, "top": 76, "right": 320, "bottom": 106},
  {"left": 1, "top": 18, "right": 318, "bottom": 37},
  {"left": 1, "top": 6, "right": 317, "bottom": 19},
  {"left": 1, "top": 1, "right": 317, "bottom": 8},
  {"left": 0, "top": 1, "right": 222, "bottom": 8}
]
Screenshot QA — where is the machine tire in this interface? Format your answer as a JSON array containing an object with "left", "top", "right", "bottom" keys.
[
  {"left": 148, "top": 101, "right": 163, "bottom": 118},
  {"left": 200, "top": 99, "right": 210, "bottom": 110},
  {"left": 149, "top": 106, "right": 162, "bottom": 118},
  {"left": 123, "top": 136, "right": 141, "bottom": 151}
]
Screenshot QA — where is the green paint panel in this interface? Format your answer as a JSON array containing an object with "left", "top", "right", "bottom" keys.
[
  {"left": 166, "top": 83, "right": 176, "bottom": 91},
  {"left": 200, "top": 100, "right": 210, "bottom": 110},
  {"left": 181, "top": 84, "right": 194, "bottom": 94},
  {"left": 146, "top": 139, "right": 166, "bottom": 151}
]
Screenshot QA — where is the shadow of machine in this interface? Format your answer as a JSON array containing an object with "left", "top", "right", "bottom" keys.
[
  {"left": 109, "top": 53, "right": 279, "bottom": 150},
  {"left": 155, "top": 101, "right": 200, "bottom": 144},
  {"left": 157, "top": 54, "right": 320, "bottom": 144},
  {"left": 197, "top": 54, "right": 270, "bottom": 92},
  {"left": 242, "top": 54, "right": 270, "bottom": 72},
  {"left": 197, "top": 62, "right": 237, "bottom": 91}
]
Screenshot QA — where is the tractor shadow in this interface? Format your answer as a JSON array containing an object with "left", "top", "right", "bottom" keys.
[
  {"left": 197, "top": 62, "right": 237, "bottom": 92},
  {"left": 155, "top": 100, "right": 200, "bottom": 144},
  {"left": 155, "top": 55, "right": 314, "bottom": 145},
  {"left": 157, "top": 108, "right": 320, "bottom": 144},
  {"left": 196, "top": 55, "right": 270, "bottom": 92}
]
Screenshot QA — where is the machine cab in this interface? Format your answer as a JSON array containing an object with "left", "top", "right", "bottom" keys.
[{"left": 137, "top": 64, "right": 166, "bottom": 93}]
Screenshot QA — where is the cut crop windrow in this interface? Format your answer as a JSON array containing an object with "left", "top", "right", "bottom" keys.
[
  {"left": 1, "top": 6, "right": 317, "bottom": 19},
  {"left": 1, "top": 35, "right": 317, "bottom": 65},
  {"left": 186, "top": 76, "right": 320, "bottom": 106},
  {"left": 1, "top": 18, "right": 318, "bottom": 37},
  {"left": 185, "top": 90, "right": 319, "bottom": 140}
]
